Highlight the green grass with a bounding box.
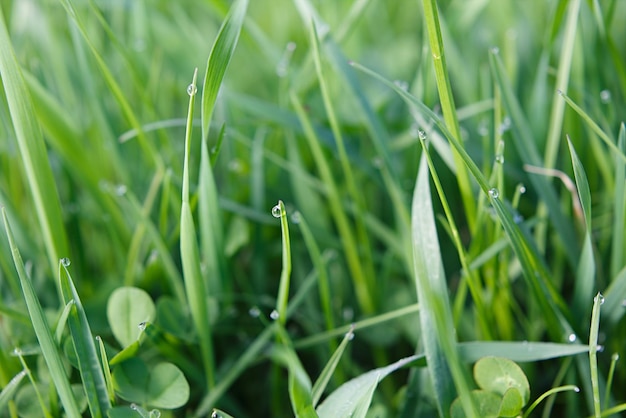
[1,0,626,417]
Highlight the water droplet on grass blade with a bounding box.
[271,204,282,218]
[270,310,279,320]
[490,46,499,55]
[488,188,500,199]
[595,293,605,305]
[519,185,526,194]
[248,307,260,318]
[418,130,427,141]
[600,89,611,103]
[574,386,581,393]
[568,333,577,342]
[149,409,161,418]
[187,84,197,96]
[114,184,127,196]
[393,80,409,91]
[138,322,147,331]
[612,353,620,362]
[61,257,71,267]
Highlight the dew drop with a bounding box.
[211,412,219,418]
[61,257,71,267]
[269,309,280,320]
[187,84,197,96]
[574,386,581,393]
[519,185,526,194]
[130,404,139,411]
[290,211,301,224]
[556,89,564,96]
[249,307,260,318]
[612,353,620,362]
[271,204,282,218]
[114,184,127,196]
[138,322,147,331]
[393,80,409,91]
[600,89,611,104]
[596,293,605,305]
[149,410,161,418]
[597,345,605,353]
[495,155,504,164]
[12,347,22,356]
[568,333,577,343]
[418,130,427,141]
[490,46,499,55]
[488,188,500,199]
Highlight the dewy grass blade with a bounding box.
[58,262,111,418]
[412,156,476,417]
[589,293,604,418]
[199,0,248,300]
[181,69,216,390]
[0,6,69,278]
[273,200,292,326]
[421,0,476,228]
[1,210,81,418]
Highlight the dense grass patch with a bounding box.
[1,0,625,416]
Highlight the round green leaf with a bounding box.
[450,390,500,418]
[113,358,190,409]
[474,357,530,404]
[499,387,525,417]
[107,287,156,348]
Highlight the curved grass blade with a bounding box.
[610,124,626,278]
[0,6,69,278]
[1,210,81,418]
[589,293,604,418]
[0,370,26,410]
[198,0,249,303]
[58,262,111,418]
[273,200,292,326]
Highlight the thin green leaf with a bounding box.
[316,354,419,418]
[312,326,354,406]
[610,124,626,278]
[458,341,590,363]
[0,370,27,411]
[273,200,292,326]
[568,138,596,321]
[1,210,81,418]
[589,293,603,418]
[412,156,475,417]
[0,5,69,277]
[181,69,215,390]
[58,262,111,418]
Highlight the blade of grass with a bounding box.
[1,209,81,418]
[412,155,476,417]
[309,20,376,299]
[198,0,249,301]
[181,68,215,390]
[291,92,375,314]
[0,370,26,410]
[311,325,354,406]
[58,262,111,418]
[567,138,596,323]
[421,0,476,229]
[610,124,626,278]
[589,293,603,418]
[0,5,69,279]
[273,200,292,326]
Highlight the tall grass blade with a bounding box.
[311,326,354,406]
[181,69,215,390]
[58,262,111,418]
[0,6,69,277]
[567,138,596,323]
[2,210,81,418]
[589,293,604,418]
[0,370,26,409]
[610,124,626,278]
[411,156,475,417]
[421,0,476,228]
[199,0,249,299]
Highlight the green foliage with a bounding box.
[1,0,626,416]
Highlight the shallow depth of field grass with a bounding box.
[1,0,626,416]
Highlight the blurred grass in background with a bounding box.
[1,0,626,416]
